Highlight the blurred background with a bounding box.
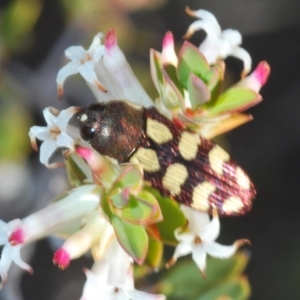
[0,0,300,299]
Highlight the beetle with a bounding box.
[78,100,256,216]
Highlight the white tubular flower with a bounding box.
[81,239,165,300]
[56,33,106,97]
[53,213,115,270]
[29,106,80,167]
[0,219,32,287]
[168,206,249,274]
[184,7,251,76]
[91,29,153,107]
[57,31,153,107]
[1,185,100,287]
[9,185,101,246]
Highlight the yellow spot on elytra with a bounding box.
[178,132,201,160]
[191,181,216,211]
[162,163,188,196]
[222,196,244,214]
[146,118,173,144]
[208,145,230,175]
[236,167,250,190]
[130,148,160,172]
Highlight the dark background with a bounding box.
[1,0,300,299]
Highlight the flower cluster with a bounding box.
[151,8,269,140]
[0,7,269,299]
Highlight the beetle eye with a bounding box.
[80,126,95,141]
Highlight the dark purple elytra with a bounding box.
[78,100,256,216]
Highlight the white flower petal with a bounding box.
[114,290,127,300]
[231,46,252,76]
[197,213,220,242]
[173,241,193,259]
[174,230,194,243]
[29,126,51,141]
[186,9,251,71]
[192,9,221,35]
[10,245,32,272]
[81,270,107,300]
[204,241,239,259]
[128,289,166,300]
[0,240,32,287]
[0,245,12,285]
[191,244,207,272]
[93,45,105,63]
[221,29,242,47]
[39,139,58,165]
[82,237,165,300]
[56,61,81,85]
[56,132,74,149]
[88,33,104,55]
[0,235,7,245]
[65,45,86,61]
[78,61,102,87]
[107,240,132,286]
[43,107,58,126]
[187,20,219,39]
[199,38,223,64]
[0,220,7,232]
[217,39,233,58]
[56,107,78,130]
[181,206,210,232]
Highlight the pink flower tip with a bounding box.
[253,61,270,86]
[9,228,24,245]
[163,31,174,49]
[53,248,71,270]
[105,29,117,50]
[76,146,93,161]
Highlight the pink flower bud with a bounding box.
[8,228,24,245]
[76,147,104,173]
[161,32,178,66]
[237,61,270,92]
[105,29,117,54]
[252,61,270,87]
[53,248,71,269]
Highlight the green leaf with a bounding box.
[208,61,225,103]
[65,153,91,187]
[100,190,113,219]
[111,215,148,264]
[110,189,128,208]
[111,165,142,193]
[177,41,210,89]
[145,187,186,245]
[161,68,186,110]
[187,73,210,108]
[196,277,250,300]
[159,252,250,300]
[205,87,261,116]
[121,191,163,225]
[163,65,184,95]
[145,238,163,268]
[150,49,164,91]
